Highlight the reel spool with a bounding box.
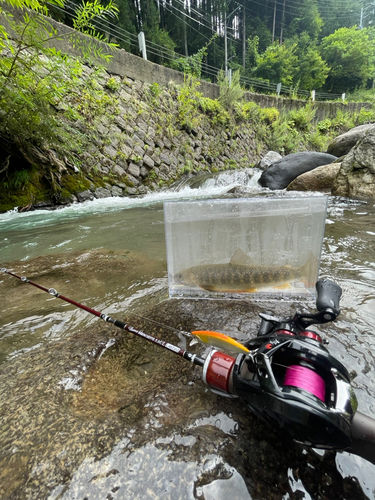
[284,363,326,402]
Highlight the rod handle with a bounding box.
[350,411,375,465]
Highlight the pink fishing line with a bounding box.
[284,365,326,401]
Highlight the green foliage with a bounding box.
[176,75,203,131]
[180,162,193,174]
[268,118,301,155]
[73,0,118,37]
[260,107,280,124]
[1,169,31,192]
[199,97,230,126]
[105,76,121,91]
[355,107,375,125]
[172,35,217,78]
[245,36,259,70]
[0,0,120,206]
[286,0,323,40]
[254,43,298,86]
[217,69,243,111]
[292,33,330,90]
[235,101,261,121]
[149,82,162,98]
[286,104,316,131]
[320,27,375,93]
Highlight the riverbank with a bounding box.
[1,15,375,213]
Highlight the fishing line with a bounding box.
[271,361,326,401]
[1,268,205,367]
[284,365,326,401]
[124,310,192,337]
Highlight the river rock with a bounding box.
[255,151,282,170]
[111,185,124,196]
[332,126,375,198]
[327,124,375,157]
[77,190,94,202]
[258,152,338,190]
[287,163,341,192]
[95,187,112,198]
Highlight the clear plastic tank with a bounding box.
[164,196,328,301]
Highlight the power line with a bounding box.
[46,1,343,101]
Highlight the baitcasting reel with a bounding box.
[202,279,358,450]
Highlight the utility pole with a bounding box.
[359,2,375,29]
[242,0,246,69]
[280,0,286,43]
[272,0,276,43]
[224,9,228,75]
[224,4,241,78]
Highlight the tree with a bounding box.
[285,0,323,40]
[0,0,118,197]
[254,42,298,86]
[320,26,375,92]
[293,33,329,90]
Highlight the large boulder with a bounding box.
[258,152,337,190]
[327,124,375,157]
[332,126,375,198]
[287,163,341,193]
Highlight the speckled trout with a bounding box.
[175,249,315,292]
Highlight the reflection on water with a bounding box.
[1,170,375,499]
[47,434,251,500]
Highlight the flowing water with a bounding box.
[1,168,375,500]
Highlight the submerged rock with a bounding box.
[259,152,337,190]
[0,296,371,500]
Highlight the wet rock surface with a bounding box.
[332,125,375,198]
[286,162,341,193]
[0,296,371,500]
[327,124,375,157]
[258,152,338,190]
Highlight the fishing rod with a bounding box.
[2,268,375,465]
[0,268,204,368]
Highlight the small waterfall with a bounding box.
[169,168,262,193]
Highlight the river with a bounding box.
[1,169,375,500]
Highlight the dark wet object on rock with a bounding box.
[259,152,338,190]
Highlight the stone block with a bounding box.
[133,134,145,149]
[95,187,112,199]
[127,163,140,178]
[111,186,124,197]
[160,152,171,165]
[143,154,155,168]
[114,115,127,130]
[140,166,149,178]
[111,165,127,177]
[163,137,172,149]
[103,145,118,159]
[133,145,145,158]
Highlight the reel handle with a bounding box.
[316,279,342,315]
